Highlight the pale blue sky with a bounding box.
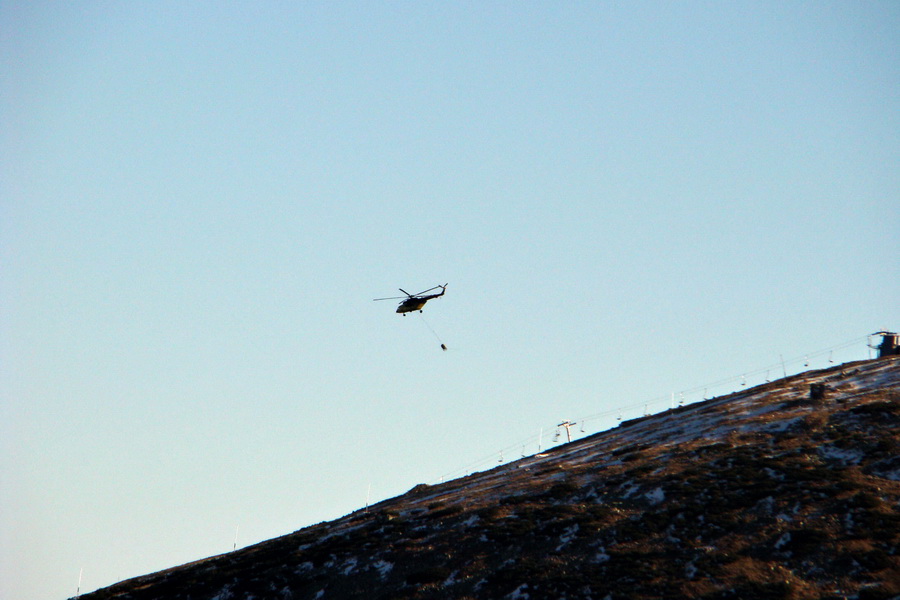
[2,2,898,598]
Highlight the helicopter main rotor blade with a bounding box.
[375,284,445,302]
[412,285,442,296]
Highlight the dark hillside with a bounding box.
[76,357,900,600]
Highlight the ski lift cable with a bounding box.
[433,335,873,485]
[576,336,871,431]
[434,422,574,482]
[675,336,867,398]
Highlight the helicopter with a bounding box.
[374,284,448,315]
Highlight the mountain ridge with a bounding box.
[76,356,900,600]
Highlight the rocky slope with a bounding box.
[76,356,900,600]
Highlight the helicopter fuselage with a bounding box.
[375,284,447,315]
[396,299,428,313]
[396,288,446,314]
